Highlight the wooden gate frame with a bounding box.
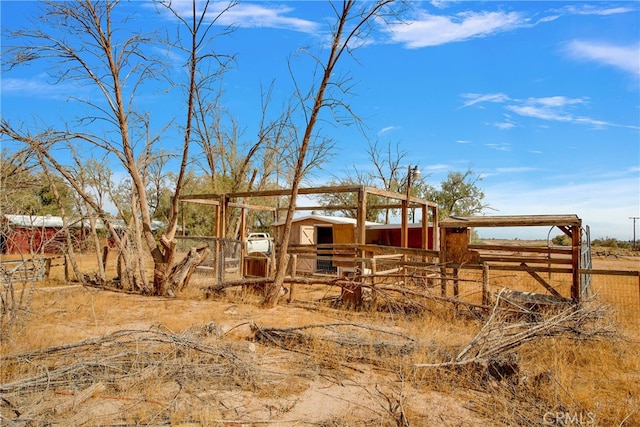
[439,214,583,302]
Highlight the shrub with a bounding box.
[551,235,571,246]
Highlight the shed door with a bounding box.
[297,225,315,273]
[332,224,354,244]
[299,225,315,245]
[332,224,355,268]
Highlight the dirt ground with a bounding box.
[1,252,639,426]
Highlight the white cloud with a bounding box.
[562,5,636,17]
[460,92,510,108]
[462,93,638,129]
[425,163,450,171]
[493,121,515,130]
[378,126,399,135]
[387,10,527,48]
[155,1,320,33]
[564,40,640,77]
[495,166,538,173]
[483,176,640,239]
[485,142,511,152]
[1,76,90,100]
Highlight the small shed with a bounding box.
[273,214,379,274]
[366,223,436,250]
[1,215,72,254]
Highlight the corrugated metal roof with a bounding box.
[3,215,165,231]
[273,214,379,227]
[4,214,71,228]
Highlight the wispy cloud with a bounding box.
[378,126,399,135]
[1,76,90,100]
[506,96,580,122]
[155,1,320,33]
[460,92,510,108]
[425,163,450,171]
[493,115,516,129]
[564,40,640,77]
[483,176,639,239]
[387,10,528,48]
[485,142,511,152]
[495,166,538,173]
[462,93,639,130]
[561,5,636,16]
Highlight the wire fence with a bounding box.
[176,236,243,283]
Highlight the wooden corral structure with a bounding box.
[178,185,439,282]
[180,186,608,306]
[439,214,586,302]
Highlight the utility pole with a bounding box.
[630,216,639,250]
[401,165,421,248]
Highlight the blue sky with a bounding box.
[1,1,639,240]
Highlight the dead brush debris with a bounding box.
[0,327,267,424]
[252,322,418,370]
[416,293,617,371]
[415,292,619,426]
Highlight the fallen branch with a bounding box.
[416,293,616,370]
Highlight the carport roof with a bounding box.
[439,214,581,228]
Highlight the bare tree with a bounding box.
[318,139,428,223]
[1,0,234,295]
[263,0,403,307]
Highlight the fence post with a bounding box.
[64,255,70,282]
[44,258,52,280]
[482,263,490,305]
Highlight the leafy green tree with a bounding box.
[432,168,490,219]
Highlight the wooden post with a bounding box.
[440,227,447,297]
[44,258,52,280]
[571,225,581,301]
[453,267,459,299]
[431,205,439,250]
[482,263,490,305]
[64,254,70,282]
[421,204,428,253]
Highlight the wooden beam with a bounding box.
[520,262,564,299]
[469,244,572,254]
[439,214,582,228]
[480,256,573,265]
[356,187,367,246]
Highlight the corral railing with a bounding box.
[176,236,243,283]
[285,243,440,278]
[0,258,54,283]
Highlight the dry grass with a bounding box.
[1,252,638,425]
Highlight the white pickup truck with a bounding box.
[245,232,273,255]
